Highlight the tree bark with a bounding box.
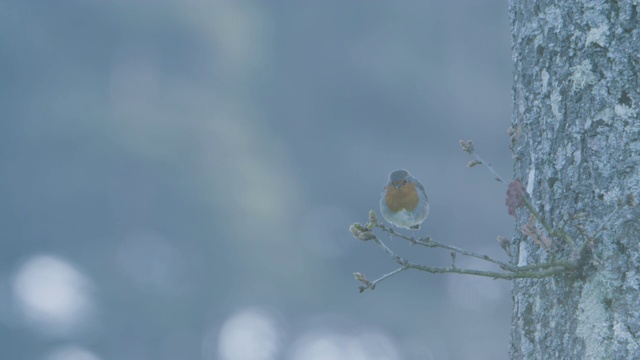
[509,1,640,359]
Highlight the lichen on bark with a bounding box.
[509,0,640,358]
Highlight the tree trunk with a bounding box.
[509,1,640,359]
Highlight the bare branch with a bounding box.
[351,219,575,291]
[356,267,408,293]
[378,224,516,271]
[460,140,507,184]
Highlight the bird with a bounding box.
[380,169,429,230]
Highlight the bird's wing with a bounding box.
[412,177,428,201]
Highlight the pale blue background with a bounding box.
[1,1,514,359]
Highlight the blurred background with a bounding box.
[0,1,515,359]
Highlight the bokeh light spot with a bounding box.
[288,330,399,360]
[45,345,101,360]
[12,255,94,337]
[214,307,281,360]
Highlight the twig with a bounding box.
[462,141,579,250]
[383,223,572,272]
[406,261,568,280]
[352,224,574,292]
[514,260,574,271]
[356,267,408,292]
[378,223,516,271]
[472,151,507,184]
[460,140,506,185]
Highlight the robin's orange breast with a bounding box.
[384,183,419,212]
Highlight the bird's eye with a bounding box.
[402,180,407,185]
